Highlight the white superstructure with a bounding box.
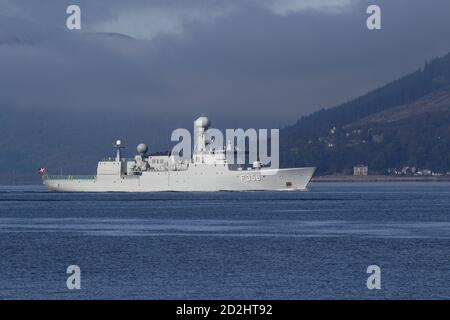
[43,116,316,192]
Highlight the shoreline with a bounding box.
[312,175,450,182]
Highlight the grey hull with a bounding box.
[43,165,316,192]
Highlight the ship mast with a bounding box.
[193,116,210,163]
[114,140,124,162]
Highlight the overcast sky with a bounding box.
[1,0,450,127]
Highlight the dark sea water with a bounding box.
[0,182,449,300]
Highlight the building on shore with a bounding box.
[353,165,368,176]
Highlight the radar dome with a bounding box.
[137,143,148,154]
[195,115,210,129]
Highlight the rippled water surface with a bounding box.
[0,182,449,299]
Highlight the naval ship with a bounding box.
[42,116,316,192]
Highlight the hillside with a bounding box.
[281,53,450,175]
[350,90,450,126]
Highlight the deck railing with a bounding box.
[44,175,97,180]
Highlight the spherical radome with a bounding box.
[137,143,148,154]
[195,116,210,128]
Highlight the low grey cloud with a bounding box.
[1,0,450,127]
[90,0,358,40]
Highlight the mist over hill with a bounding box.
[0,108,278,184]
[280,53,450,175]
[2,52,450,183]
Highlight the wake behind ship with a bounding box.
[42,116,316,192]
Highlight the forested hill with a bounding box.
[281,53,450,174]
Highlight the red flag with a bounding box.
[37,167,46,174]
